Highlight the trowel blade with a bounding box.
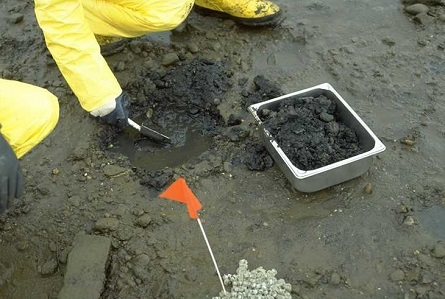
[139,124,171,144]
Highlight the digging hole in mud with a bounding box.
[101,59,231,175]
[99,59,296,188]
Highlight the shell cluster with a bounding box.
[213,259,292,299]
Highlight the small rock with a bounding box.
[40,259,58,277]
[133,266,150,281]
[6,13,24,24]
[161,53,179,66]
[205,31,217,40]
[115,61,126,72]
[401,139,415,146]
[414,12,435,25]
[223,161,233,172]
[395,204,409,214]
[129,41,142,54]
[134,214,152,228]
[319,112,334,122]
[330,272,341,285]
[68,195,81,207]
[116,228,133,241]
[133,254,150,267]
[416,286,429,297]
[432,243,445,258]
[381,37,396,46]
[403,215,416,226]
[187,42,199,53]
[103,165,127,177]
[94,217,120,232]
[16,241,29,251]
[227,114,242,126]
[390,269,405,282]
[52,168,60,175]
[420,271,434,284]
[405,4,429,15]
[73,142,89,160]
[212,42,221,51]
[364,183,373,194]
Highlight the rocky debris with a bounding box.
[242,75,282,109]
[94,217,120,232]
[187,42,199,54]
[405,4,430,15]
[390,269,405,282]
[134,214,152,228]
[242,142,274,171]
[68,195,81,207]
[403,215,416,226]
[115,61,126,72]
[364,183,373,194]
[401,0,443,5]
[131,254,151,281]
[39,259,58,277]
[432,242,445,258]
[58,234,111,299]
[401,138,415,146]
[103,164,127,178]
[161,53,180,66]
[6,13,24,24]
[329,272,342,285]
[213,259,292,299]
[73,142,90,160]
[414,12,435,25]
[225,126,250,142]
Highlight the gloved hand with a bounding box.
[90,92,130,129]
[0,133,24,213]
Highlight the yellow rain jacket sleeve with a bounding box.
[34,0,122,112]
[0,79,59,158]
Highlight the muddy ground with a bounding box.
[1,0,445,298]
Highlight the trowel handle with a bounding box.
[127,118,141,131]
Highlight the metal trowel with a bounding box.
[127,118,171,144]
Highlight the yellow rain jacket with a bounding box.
[0,79,59,158]
[34,0,194,112]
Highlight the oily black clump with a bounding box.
[260,95,364,170]
[129,59,232,134]
[242,141,274,171]
[242,75,283,109]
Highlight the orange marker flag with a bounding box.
[159,178,203,219]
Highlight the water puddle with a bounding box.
[111,125,211,171]
[417,206,445,239]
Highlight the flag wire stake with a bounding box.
[197,217,227,294]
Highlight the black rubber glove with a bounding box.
[98,92,130,129]
[0,133,24,213]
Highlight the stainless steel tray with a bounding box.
[248,83,386,192]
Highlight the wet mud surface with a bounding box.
[259,94,363,170]
[1,1,445,299]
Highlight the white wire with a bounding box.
[197,218,227,294]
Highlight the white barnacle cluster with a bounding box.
[213,259,292,299]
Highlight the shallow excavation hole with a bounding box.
[110,120,212,171]
[103,59,231,173]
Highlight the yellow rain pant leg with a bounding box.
[0,79,59,158]
[82,0,195,37]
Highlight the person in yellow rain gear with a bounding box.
[0,0,283,213]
